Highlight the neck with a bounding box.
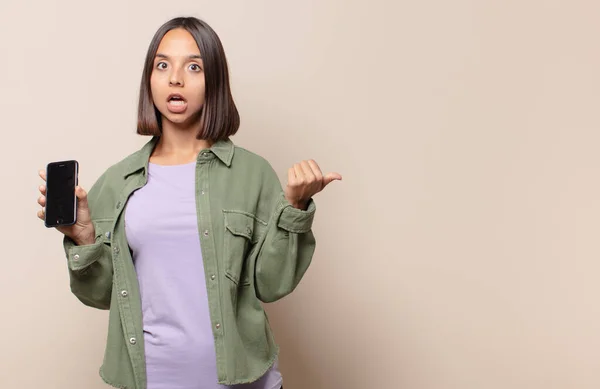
[152,119,212,163]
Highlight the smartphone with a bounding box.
[45,160,79,228]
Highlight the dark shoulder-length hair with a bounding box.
[137,16,240,141]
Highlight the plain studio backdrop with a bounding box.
[1,0,600,388]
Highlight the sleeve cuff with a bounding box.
[63,234,106,271]
[275,193,316,233]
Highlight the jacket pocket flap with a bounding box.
[93,219,114,243]
[224,212,254,240]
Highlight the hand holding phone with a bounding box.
[37,161,95,245]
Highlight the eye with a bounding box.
[156,62,167,70]
[189,63,202,72]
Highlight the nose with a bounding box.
[169,69,183,86]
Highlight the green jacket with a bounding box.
[62,136,316,389]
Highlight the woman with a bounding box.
[37,16,341,389]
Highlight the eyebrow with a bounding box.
[155,53,202,60]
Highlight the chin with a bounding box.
[166,114,188,122]
[163,112,200,127]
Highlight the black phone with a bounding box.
[45,160,79,228]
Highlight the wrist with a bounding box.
[284,193,309,210]
[290,199,309,210]
[73,229,96,246]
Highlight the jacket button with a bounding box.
[121,290,128,297]
[129,337,136,345]
[204,230,209,237]
[215,323,221,329]
[210,275,216,280]
[73,254,80,261]
[105,231,111,239]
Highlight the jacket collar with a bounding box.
[123,136,235,178]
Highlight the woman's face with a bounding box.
[150,28,205,127]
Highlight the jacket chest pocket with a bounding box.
[223,211,260,286]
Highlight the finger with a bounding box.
[300,160,315,182]
[75,186,89,209]
[287,167,296,184]
[323,172,343,186]
[37,209,45,220]
[39,170,46,182]
[38,195,46,207]
[307,160,323,182]
[39,184,46,195]
[293,163,305,183]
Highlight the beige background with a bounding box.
[1,0,600,388]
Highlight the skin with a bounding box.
[37,28,341,244]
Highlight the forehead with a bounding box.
[156,28,201,56]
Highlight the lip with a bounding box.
[167,93,187,102]
[167,100,187,114]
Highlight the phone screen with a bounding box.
[45,160,78,227]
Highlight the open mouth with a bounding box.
[166,93,188,113]
[167,93,187,104]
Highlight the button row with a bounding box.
[197,169,214,326]
[118,291,134,346]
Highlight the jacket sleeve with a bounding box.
[253,165,317,303]
[62,173,114,310]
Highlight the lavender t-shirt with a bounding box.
[124,161,282,389]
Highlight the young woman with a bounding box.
[37,16,340,389]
